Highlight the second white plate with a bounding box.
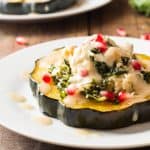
[0,0,111,22]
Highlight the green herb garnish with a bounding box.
[49,64,55,72]
[49,59,71,99]
[80,80,103,102]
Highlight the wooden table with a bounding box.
[0,0,149,149]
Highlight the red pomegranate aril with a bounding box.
[66,87,76,96]
[95,34,107,53]
[42,74,52,84]
[80,69,89,77]
[118,91,127,103]
[100,91,115,101]
[131,60,142,70]
[96,34,104,42]
[98,42,107,53]
[140,33,150,41]
[16,36,28,45]
[116,28,127,37]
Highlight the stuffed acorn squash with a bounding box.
[30,35,150,129]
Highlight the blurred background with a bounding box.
[0,0,149,59]
[0,0,150,150]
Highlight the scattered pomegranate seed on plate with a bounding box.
[140,33,150,41]
[116,28,127,37]
[16,36,28,45]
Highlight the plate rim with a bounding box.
[0,36,150,149]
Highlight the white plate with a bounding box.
[0,0,111,22]
[0,36,150,149]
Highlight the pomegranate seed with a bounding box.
[131,59,142,70]
[118,91,127,103]
[95,34,107,53]
[98,42,107,53]
[116,28,127,37]
[96,34,104,42]
[16,36,28,45]
[80,69,89,77]
[100,91,115,101]
[140,33,150,41]
[66,86,76,96]
[42,74,52,84]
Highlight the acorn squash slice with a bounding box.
[29,49,150,129]
[0,0,31,14]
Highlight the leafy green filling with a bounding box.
[80,79,114,102]
[49,59,71,99]
[80,80,102,101]
[94,61,110,77]
[94,60,128,77]
[82,55,130,102]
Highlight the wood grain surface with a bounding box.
[0,0,150,149]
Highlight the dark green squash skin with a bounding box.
[0,2,31,14]
[34,0,76,14]
[0,0,76,14]
[30,78,150,129]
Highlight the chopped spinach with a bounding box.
[94,61,110,77]
[80,79,114,102]
[94,60,128,77]
[80,80,102,102]
[141,71,150,83]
